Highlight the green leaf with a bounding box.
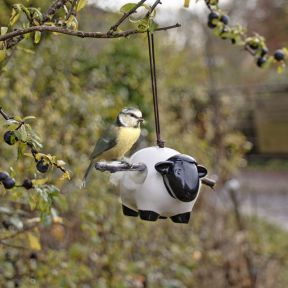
[63,5,69,14]
[34,31,41,44]
[1,27,8,35]
[76,0,87,12]
[33,178,49,186]
[148,20,158,33]
[23,115,36,122]
[136,19,149,32]
[60,171,70,181]
[17,142,27,159]
[66,15,78,31]
[10,216,23,229]
[27,232,41,251]
[9,6,21,26]
[14,126,27,142]
[277,65,284,74]
[24,32,32,40]
[29,193,38,210]
[120,3,137,14]
[25,124,42,149]
[56,160,66,167]
[0,50,7,63]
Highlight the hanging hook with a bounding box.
[147,31,165,148]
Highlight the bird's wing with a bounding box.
[89,125,118,160]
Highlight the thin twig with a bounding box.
[0,107,69,175]
[0,223,39,242]
[95,161,147,173]
[202,178,216,189]
[0,241,29,250]
[228,187,257,287]
[43,0,70,22]
[6,35,24,49]
[0,23,181,42]
[0,107,11,120]
[65,0,78,21]
[109,0,147,32]
[145,0,162,18]
[5,0,69,49]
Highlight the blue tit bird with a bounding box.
[82,107,144,187]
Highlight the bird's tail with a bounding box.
[81,160,95,189]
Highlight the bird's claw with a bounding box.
[120,160,133,169]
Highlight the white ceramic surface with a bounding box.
[110,146,202,217]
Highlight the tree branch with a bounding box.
[0,107,69,176]
[0,241,29,250]
[146,0,162,18]
[0,106,11,120]
[0,223,39,242]
[43,0,70,22]
[109,0,147,32]
[65,0,78,21]
[95,161,147,173]
[202,178,216,189]
[0,23,181,42]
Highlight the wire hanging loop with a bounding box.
[147,31,165,148]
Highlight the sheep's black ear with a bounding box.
[155,161,174,175]
[197,165,208,178]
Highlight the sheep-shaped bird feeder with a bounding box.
[96,146,215,224]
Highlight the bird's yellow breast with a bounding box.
[99,127,141,160]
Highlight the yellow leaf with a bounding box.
[277,65,284,74]
[9,7,21,26]
[76,0,87,11]
[60,171,70,181]
[0,50,7,63]
[27,232,41,251]
[184,0,190,8]
[24,153,34,158]
[32,178,49,186]
[34,31,41,44]
[56,160,66,167]
[53,216,63,224]
[1,27,8,35]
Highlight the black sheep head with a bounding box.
[155,154,207,202]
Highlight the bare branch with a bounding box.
[145,0,162,18]
[109,0,147,33]
[65,0,78,21]
[95,161,147,173]
[43,0,70,22]
[0,23,181,42]
[6,35,24,49]
[0,241,29,250]
[0,223,39,242]
[0,107,11,120]
[202,178,216,189]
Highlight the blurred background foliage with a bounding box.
[0,0,288,287]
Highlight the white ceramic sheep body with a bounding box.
[110,146,207,223]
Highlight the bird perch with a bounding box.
[94,161,216,189]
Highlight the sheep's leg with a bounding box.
[122,205,138,217]
[139,210,159,221]
[170,212,191,224]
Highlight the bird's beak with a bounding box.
[138,118,144,124]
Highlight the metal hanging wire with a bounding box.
[147,31,165,148]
